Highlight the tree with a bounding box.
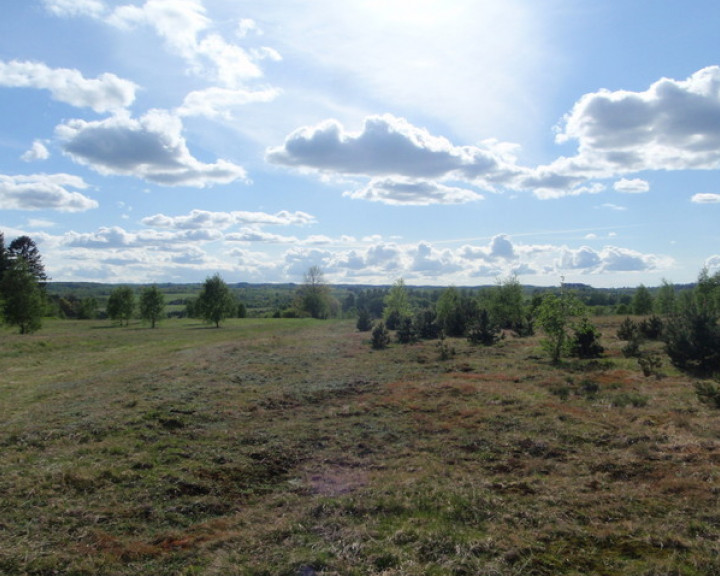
[570,317,604,359]
[7,235,48,285]
[467,308,501,346]
[632,284,654,315]
[107,286,135,326]
[196,273,237,327]
[356,307,373,332]
[0,258,45,334]
[655,279,677,315]
[0,232,8,283]
[664,294,720,375]
[436,286,469,337]
[295,265,333,319]
[487,274,525,331]
[371,321,391,350]
[383,278,412,330]
[139,285,165,328]
[536,289,586,363]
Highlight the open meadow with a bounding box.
[1,317,719,575]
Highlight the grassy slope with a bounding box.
[1,317,719,575]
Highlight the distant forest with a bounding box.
[44,280,695,320]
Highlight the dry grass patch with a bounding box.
[1,316,720,574]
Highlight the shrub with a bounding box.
[622,337,642,358]
[694,381,720,409]
[436,331,455,360]
[467,309,501,346]
[396,316,419,344]
[638,353,663,378]
[570,317,604,359]
[356,308,372,332]
[371,321,391,350]
[664,301,720,375]
[415,308,440,340]
[617,317,638,341]
[639,315,664,340]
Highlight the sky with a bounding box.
[1,0,719,288]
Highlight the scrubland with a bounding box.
[1,317,719,575]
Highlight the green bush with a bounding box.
[694,381,720,409]
[616,317,638,341]
[570,317,604,359]
[467,309,501,346]
[664,302,720,375]
[371,321,391,350]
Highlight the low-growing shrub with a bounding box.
[570,317,604,359]
[694,381,720,409]
[371,321,391,350]
[617,317,638,341]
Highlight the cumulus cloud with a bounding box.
[0,173,98,212]
[142,209,315,229]
[555,66,720,173]
[613,178,650,193]
[177,86,280,118]
[0,60,137,113]
[560,245,666,273]
[267,114,519,184]
[344,177,483,205]
[64,225,222,248]
[21,141,50,162]
[225,229,297,243]
[107,0,266,87]
[691,193,720,203]
[460,234,518,262]
[56,110,247,187]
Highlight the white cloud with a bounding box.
[706,255,720,274]
[142,209,315,229]
[177,86,280,119]
[691,193,720,203]
[555,66,720,173]
[21,141,50,162]
[0,173,97,212]
[614,178,650,193]
[559,245,666,273]
[42,0,106,18]
[225,228,297,244]
[600,203,627,211]
[344,177,483,205]
[267,114,519,185]
[107,0,266,88]
[56,110,248,187]
[0,60,137,113]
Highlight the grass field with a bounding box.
[1,317,719,575]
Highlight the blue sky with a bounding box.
[1,0,719,287]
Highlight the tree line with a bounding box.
[3,229,720,379]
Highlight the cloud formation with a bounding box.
[267,114,519,184]
[56,110,247,187]
[0,173,98,212]
[142,209,315,229]
[613,178,650,194]
[691,193,720,203]
[555,66,720,173]
[21,141,50,162]
[177,86,280,119]
[344,177,483,205]
[0,60,137,113]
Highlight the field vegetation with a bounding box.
[2,314,719,575]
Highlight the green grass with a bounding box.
[1,317,719,575]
